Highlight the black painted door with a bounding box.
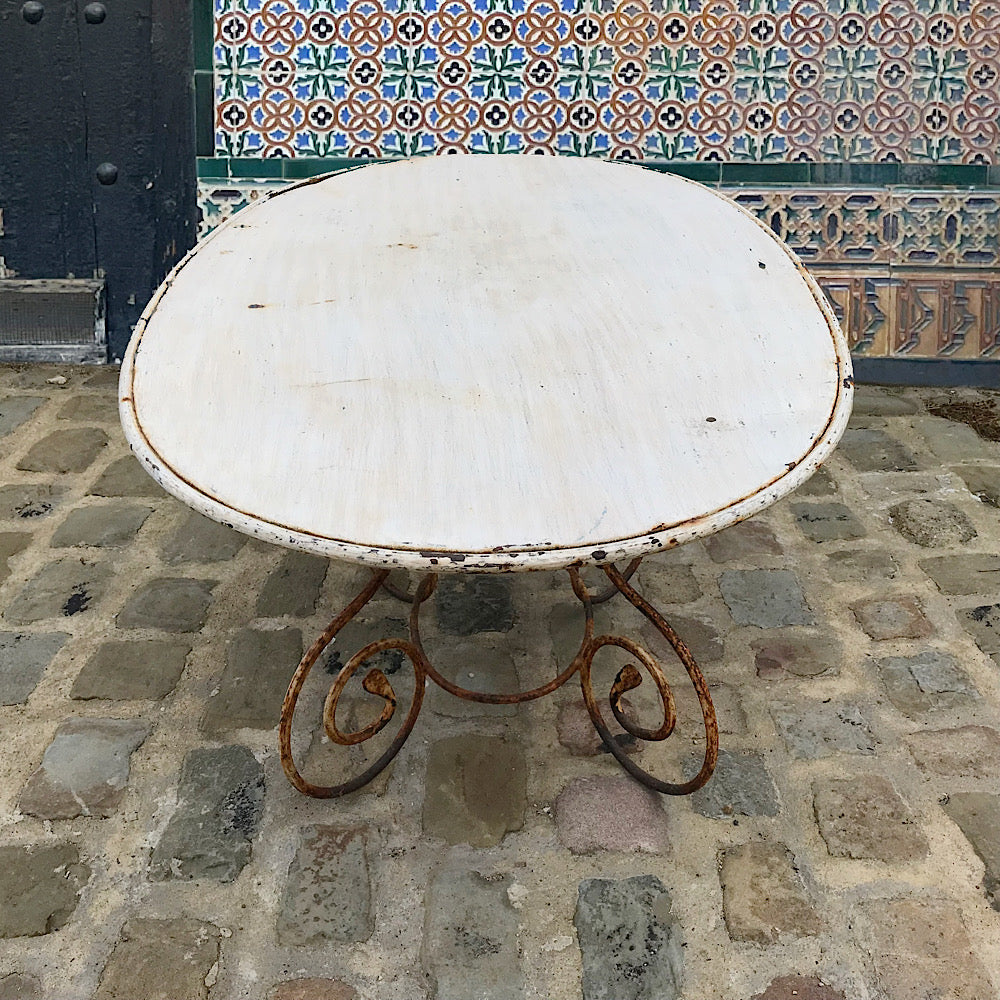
[0,0,196,361]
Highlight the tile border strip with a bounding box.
[196,156,999,189]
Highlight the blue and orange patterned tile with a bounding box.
[209,0,1000,162]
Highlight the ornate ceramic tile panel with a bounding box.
[891,189,1000,268]
[812,269,1000,359]
[212,0,1000,161]
[727,187,1000,268]
[197,179,291,237]
[812,269,892,356]
[728,187,895,264]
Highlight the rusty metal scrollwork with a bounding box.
[570,564,718,795]
[279,570,437,798]
[279,560,718,799]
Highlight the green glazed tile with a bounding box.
[230,158,284,178]
[194,72,214,159]
[721,163,811,185]
[646,162,722,185]
[192,0,213,72]
[282,158,372,179]
[897,164,988,187]
[196,158,229,179]
[810,163,899,186]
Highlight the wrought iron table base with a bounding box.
[279,562,719,799]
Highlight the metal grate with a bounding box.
[0,279,106,362]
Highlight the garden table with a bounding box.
[119,154,853,798]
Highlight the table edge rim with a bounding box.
[119,158,855,573]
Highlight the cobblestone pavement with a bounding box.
[1,364,999,1000]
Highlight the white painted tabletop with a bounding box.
[120,155,853,572]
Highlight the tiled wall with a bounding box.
[195,0,1000,364]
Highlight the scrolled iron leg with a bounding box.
[570,563,718,795]
[279,569,437,798]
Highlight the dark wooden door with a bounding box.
[0,0,196,361]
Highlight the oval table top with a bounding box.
[120,155,853,573]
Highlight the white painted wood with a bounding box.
[120,155,853,572]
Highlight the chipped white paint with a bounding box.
[120,155,853,573]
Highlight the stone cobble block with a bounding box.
[435,576,515,634]
[889,498,977,547]
[16,427,108,474]
[18,717,151,819]
[0,843,90,937]
[906,726,1000,780]
[427,637,520,718]
[720,842,821,943]
[423,735,525,847]
[0,632,68,705]
[0,483,65,520]
[116,577,216,632]
[852,387,919,416]
[161,511,247,564]
[952,465,1000,508]
[556,699,639,757]
[71,639,190,700]
[941,792,1000,910]
[852,595,932,641]
[302,728,394,798]
[640,613,725,664]
[793,466,836,496]
[706,681,747,735]
[704,521,782,562]
[790,502,866,542]
[88,456,164,498]
[825,548,898,583]
[269,981,357,1000]
[94,918,219,1000]
[959,604,1000,657]
[690,750,779,819]
[720,570,814,628]
[3,369,73,390]
[837,428,920,472]
[0,532,30,585]
[0,973,41,1000]
[202,627,302,733]
[751,632,842,679]
[256,550,328,617]
[575,875,681,1000]
[877,651,978,717]
[637,561,702,605]
[751,977,845,1000]
[84,367,119,386]
[915,415,991,463]
[548,598,610,670]
[862,898,995,999]
[771,702,876,759]
[920,554,1000,595]
[813,776,928,862]
[149,744,264,882]
[424,868,524,1000]
[0,396,45,437]
[5,559,111,623]
[555,776,669,854]
[49,503,152,548]
[278,827,372,945]
[856,470,951,504]
[55,394,117,422]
